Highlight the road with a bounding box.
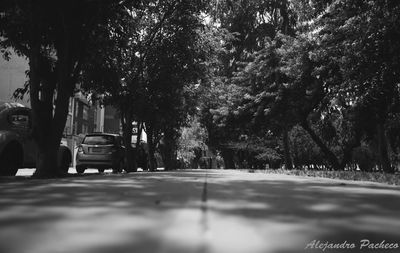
[1,169,400,253]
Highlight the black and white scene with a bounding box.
[1,0,400,252]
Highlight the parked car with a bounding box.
[75,133,125,174]
[0,101,72,176]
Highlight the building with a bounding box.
[62,93,98,166]
[0,52,29,106]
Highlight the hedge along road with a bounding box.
[0,169,400,253]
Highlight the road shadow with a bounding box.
[0,170,399,253]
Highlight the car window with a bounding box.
[9,111,30,128]
[83,135,115,145]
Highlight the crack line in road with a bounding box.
[200,170,210,253]
[201,170,209,231]
[202,171,208,203]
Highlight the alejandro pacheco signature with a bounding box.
[305,239,399,251]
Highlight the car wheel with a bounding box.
[98,168,105,173]
[76,166,86,174]
[0,143,22,176]
[0,158,19,176]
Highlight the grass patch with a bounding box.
[249,169,400,186]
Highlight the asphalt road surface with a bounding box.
[1,169,400,253]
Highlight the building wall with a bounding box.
[0,52,29,106]
[65,94,104,167]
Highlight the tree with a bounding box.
[229,0,400,173]
[80,1,174,172]
[0,0,131,177]
[177,117,208,169]
[143,0,206,170]
[198,0,297,169]
[81,0,206,171]
[309,0,400,172]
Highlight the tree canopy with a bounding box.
[80,0,206,171]
[196,0,400,172]
[2,0,400,174]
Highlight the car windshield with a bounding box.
[0,102,25,114]
[83,135,115,145]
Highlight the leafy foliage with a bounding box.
[197,0,400,172]
[80,0,206,171]
[3,0,400,173]
[0,0,127,177]
[177,117,208,167]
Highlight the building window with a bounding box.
[69,98,73,114]
[93,107,97,124]
[64,114,72,135]
[82,124,88,134]
[83,105,88,120]
[73,122,78,135]
[74,101,79,118]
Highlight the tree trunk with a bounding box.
[377,121,393,173]
[28,6,57,178]
[340,148,354,171]
[29,45,58,177]
[160,144,175,171]
[282,126,293,170]
[221,148,236,169]
[147,127,158,171]
[301,120,341,170]
[160,128,177,171]
[124,139,137,173]
[34,147,58,177]
[29,11,71,178]
[340,134,362,170]
[121,111,137,172]
[29,4,81,178]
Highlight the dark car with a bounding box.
[75,133,125,174]
[0,101,72,176]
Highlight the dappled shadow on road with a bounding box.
[0,170,400,253]
[205,173,400,253]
